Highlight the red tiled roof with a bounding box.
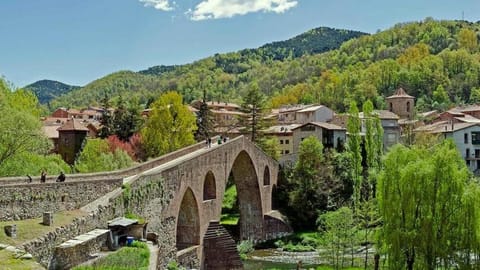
[57,119,89,131]
[386,88,414,99]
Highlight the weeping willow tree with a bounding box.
[377,140,480,270]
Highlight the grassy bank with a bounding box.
[73,241,149,270]
[0,249,45,270]
[0,210,86,246]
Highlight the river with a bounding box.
[243,249,323,270]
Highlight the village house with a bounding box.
[415,121,480,174]
[292,122,346,154]
[360,110,401,150]
[278,104,334,125]
[263,124,301,156]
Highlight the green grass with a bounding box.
[0,249,45,270]
[0,210,86,246]
[222,185,237,211]
[73,241,149,270]
[220,213,239,225]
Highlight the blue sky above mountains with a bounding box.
[0,0,479,87]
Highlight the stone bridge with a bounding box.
[0,135,291,269]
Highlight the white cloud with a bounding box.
[139,0,174,11]
[190,0,298,21]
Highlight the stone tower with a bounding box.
[386,88,415,119]
[57,118,88,165]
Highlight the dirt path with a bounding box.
[148,241,159,270]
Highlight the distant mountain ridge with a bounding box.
[139,26,367,75]
[25,79,80,104]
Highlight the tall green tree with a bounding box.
[377,140,480,270]
[318,207,356,270]
[141,91,197,157]
[194,89,214,141]
[288,136,327,227]
[241,82,267,142]
[75,138,133,173]
[0,81,54,176]
[112,97,143,141]
[346,101,362,207]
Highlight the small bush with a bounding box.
[237,240,254,258]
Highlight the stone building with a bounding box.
[57,118,89,165]
[386,88,415,119]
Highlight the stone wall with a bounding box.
[52,229,109,270]
[0,137,216,186]
[0,179,123,221]
[177,246,200,270]
[22,196,125,269]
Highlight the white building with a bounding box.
[416,122,480,173]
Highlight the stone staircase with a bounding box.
[203,221,243,270]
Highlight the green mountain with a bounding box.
[50,19,480,114]
[50,26,367,109]
[25,79,79,104]
[139,27,367,76]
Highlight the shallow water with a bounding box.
[244,249,322,270]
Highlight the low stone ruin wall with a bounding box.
[21,196,125,269]
[52,229,110,270]
[177,246,200,270]
[0,178,123,221]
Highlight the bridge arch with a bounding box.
[203,171,216,201]
[176,187,200,250]
[263,166,270,186]
[229,150,264,241]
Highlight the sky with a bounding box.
[0,0,479,87]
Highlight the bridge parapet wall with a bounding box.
[0,178,122,221]
[0,137,216,186]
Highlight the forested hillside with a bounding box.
[50,19,480,114]
[25,79,79,104]
[48,26,367,109]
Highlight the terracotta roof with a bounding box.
[211,109,245,115]
[206,101,240,109]
[415,121,479,133]
[42,125,60,139]
[57,119,89,131]
[279,104,312,113]
[454,115,480,123]
[360,110,399,120]
[292,122,345,131]
[419,110,438,118]
[386,88,414,99]
[454,105,480,113]
[263,124,301,134]
[81,109,100,116]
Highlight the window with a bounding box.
[285,150,290,154]
[466,148,470,158]
[280,150,284,154]
[285,139,289,144]
[280,140,284,144]
[465,133,469,144]
[406,101,410,112]
[387,133,397,144]
[472,132,480,145]
[389,102,393,112]
[301,125,315,131]
[301,137,305,141]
